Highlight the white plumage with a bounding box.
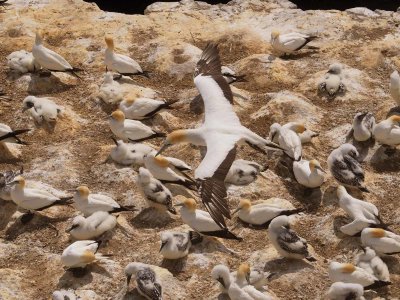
[159,231,192,259]
[276,122,304,160]
[352,112,375,142]
[6,50,40,73]
[270,31,317,55]
[389,70,400,106]
[319,64,345,97]
[98,72,123,104]
[326,282,365,300]
[119,95,169,120]
[225,159,265,186]
[109,139,153,166]
[67,211,117,240]
[269,122,318,144]
[52,289,78,300]
[293,159,325,188]
[373,115,400,147]
[22,95,62,126]
[361,228,400,255]
[355,247,390,282]
[61,240,108,268]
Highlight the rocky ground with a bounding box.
[0,0,400,299]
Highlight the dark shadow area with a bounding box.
[263,257,314,279]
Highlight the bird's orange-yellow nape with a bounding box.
[82,250,96,263]
[166,130,188,145]
[111,110,125,122]
[388,115,400,123]
[13,175,26,188]
[370,228,386,238]
[76,186,90,198]
[294,123,306,134]
[238,263,251,276]
[309,159,321,171]
[341,263,356,273]
[124,95,136,105]
[238,199,252,211]
[105,35,114,49]
[154,155,170,168]
[182,198,197,211]
[271,30,280,39]
[35,30,44,44]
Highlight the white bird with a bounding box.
[361,228,400,255]
[97,72,123,104]
[143,152,196,190]
[52,289,78,300]
[293,159,325,188]
[125,262,162,300]
[276,122,304,161]
[233,199,302,227]
[221,66,247,84]
[373,115,400,151]
[119,95,173,120]
[137,167,176,214]
[61,240,109,269]
[159,231,198,259]
[109,138,153,166]
[355,247,390,282]
[6,50,40,73]
[176,198,241,240]
[104,36,148,78]
[109,110,165,142]
[156,43,282,228]
[326,282,365,300]
[212,264,233,293]
[225,159,266,186]
[270,31,318,56]
[66,211,117,240]
[318,64,345,97]
[269,122,318,144]
[0,123,30,144]
[336,186,386,236]
[231,263,274,290]
[72,185,135,217]
[389,70,400,106]
[32,31,81,77]
[22,96,62,127]
[268,215,315,261]
[328,261,390,289]
[351,112,375,142]
[0,168,23,201]
[327,144,369,192]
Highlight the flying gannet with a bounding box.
[270,31,318,56]
[156,43,282,228]
[125,262,162,300]
[0,123,30,144]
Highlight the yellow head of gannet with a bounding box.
[341,263,356,273]
[11,175,26,188]
[110,110,125,122]
[156,130,188,156]
[175,198,197,212]
[124,94,136,106]
[237,263,251,284]
[154,155,170,168]
[293,123,306,134]
[271,30,280,39]
[105,35,115,50]
[370,228,386,238]
[76,186,90,198]
[309,159,326,173]
[232,199,252,215]
[388,115,400,124]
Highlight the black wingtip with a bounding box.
[360,186,370,193]
[305,256,317,262]
[141,70,151,78]
[364,281,391,290]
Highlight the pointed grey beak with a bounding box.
[156,143,170,156]
[174,202,184,207]
[159,241,167,252]
[126,274,132,286]
[111,137,118,146]
[232,207,241,215]
[8,180,18,186]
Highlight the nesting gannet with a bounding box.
[269,122,318,144]
[109,110,165,142]
[233,264,273,300]
[137,167,176,214]
[0,123,30,144]
[225,159,266,186]
[156,43,282,228]
[176,198,241,240]
[293,159,325,188]
[119,95,173,120]
[61,240,110,269]
[6,50,40,73]
[328,261,390,289]
[109,138,154,166]
[389,70,400,106]
[32,31,81,77]
[355,247,390,282]
[337,186,385,236]
[270,31,318,56]
[22,96,62,127]
[125,262,162,300]
[361,228,400,255]
[104,36,148,78]
[319,64,345,97]
[352,112,375,142]
[233,199,302,227]
[98,72,123,104]
[268,215,315,261]
[9,176,72,211]
[67,211,117,240]
[221,66,247,84]
[144,152,196,190]
[0,167,23,201]
[276,122,304,161]
[72,186,135,217]
[327,144,369,192]
[373,115,400,152]
[52,289,77,300]
[327,282,365,300]
[232,263,273,290]
[159,231,197,259]
[212,264,233,293]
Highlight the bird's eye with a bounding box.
[131,150,136,153]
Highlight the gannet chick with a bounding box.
[119,95,172,120]
[61,240,110,269]
[104,36,148,78]
[67,211,117,240]
[137,167,175,214]
[373,115,400,153]
[361,228,400,255]
[52,289,77,300]
[293,159,325,188]
[143,152,196,190]
[328,261,390,289]
[352,112,375,142]
[22,96,62,127]
[176,198,242,240]
[125,262,162,300]
[109,110,165,142]
[0,123,30,144]
[277,122,305,160]
[225,159,266,186]
[32,31,81,77]
[232,264,274,290]
[233,199,302,227]
[337,186,385,236]
[159,231,197,259]
[327,282,365,300]
[72,186,135,217]
[212,264,233,293]
[98,72,123,104]
[221,66,247,84]
[6,50,40,73]
[109,138,153,166]
[9,176,72,211]
[319,64,345,98]
[389,70,400,106]
[269,122,318,144]
[270,30,318,56]
[327,144,369,192]
[268,215,315,261]
[0,167,23,201]
[355,247,390,282]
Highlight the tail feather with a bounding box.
[167,206,177,215]
[94,253,113,263]
[111,205,137,213]
[280,208,304,216]
[305,256,317,262]
[128,131,166,143]
[233,74,247,83]
[0,128,30,144]
[189,231,203,245]
[364,280,391,290]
